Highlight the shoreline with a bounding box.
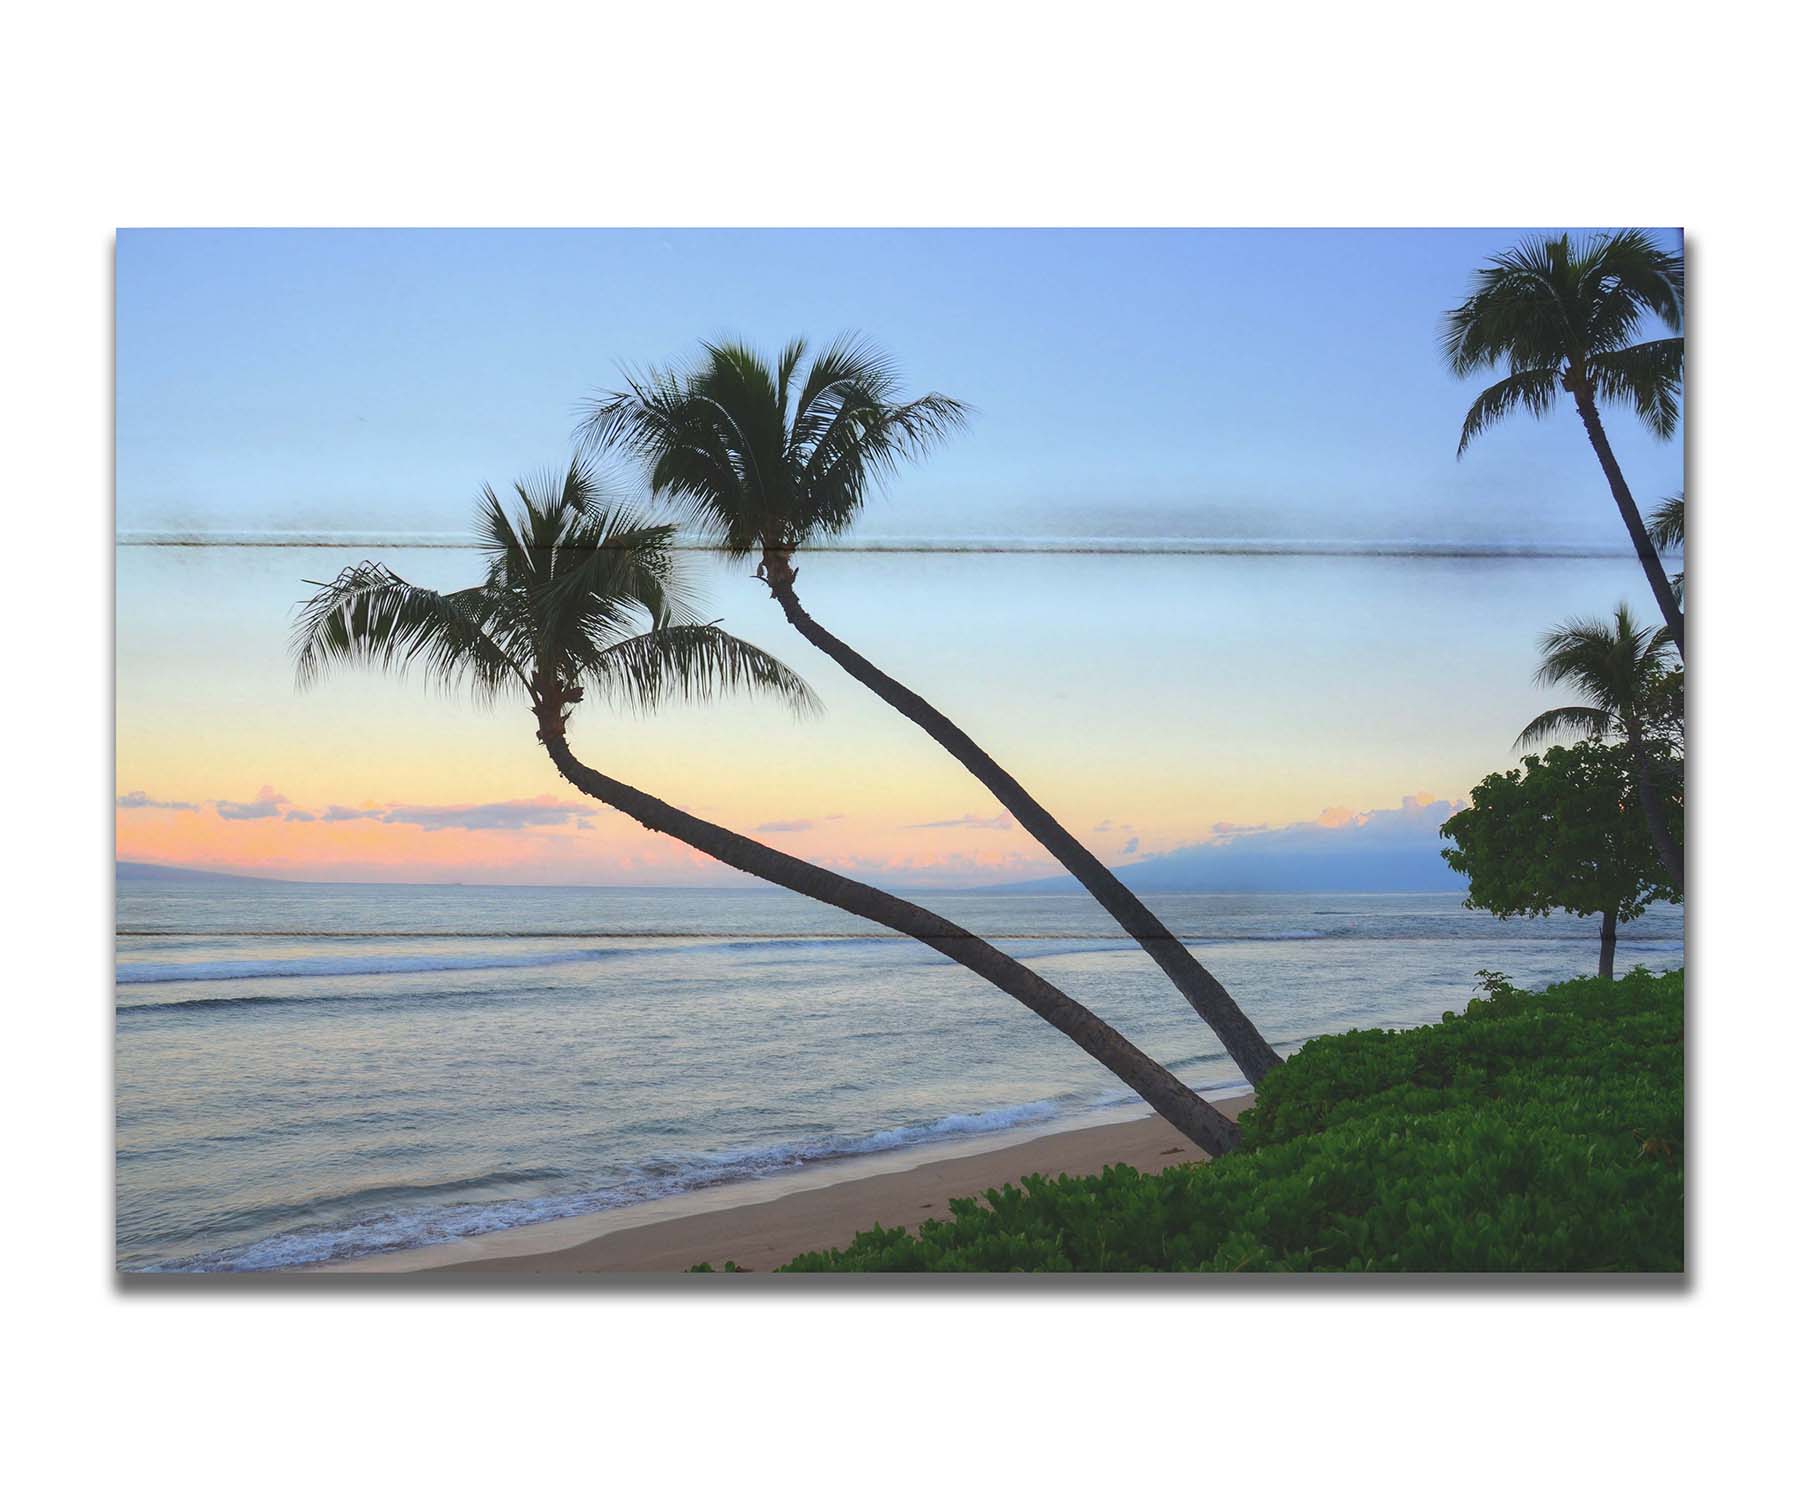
[313,1092,1254,1274]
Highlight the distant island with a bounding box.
[991,796,1468,894]
[117,861,288,884]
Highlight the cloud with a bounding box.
[377,796,596,832]
[754,813,845,834]
[998,793,1470,894]
[117,790,197,812]
[905,812,1015,831]
[214,786,290,821]
[151,787,609,836]
[1121,836,1140,855]
[321,805,383,823]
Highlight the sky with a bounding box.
[114,228,1684,887]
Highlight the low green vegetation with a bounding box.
[764,969,1683,1272]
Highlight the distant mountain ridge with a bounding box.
[117,861,287,884]
[989,795,1469,895]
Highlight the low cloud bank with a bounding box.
[992,793,1468,894]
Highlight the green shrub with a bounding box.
[770,968,1683,1272]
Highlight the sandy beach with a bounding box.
[318,1094,1253,1274]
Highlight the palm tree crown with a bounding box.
[1515,603,1674,751]
[576,336,969,568]
[1443,230,1684,457]
[293,459,819,729]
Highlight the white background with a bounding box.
[6,2,1793,1495]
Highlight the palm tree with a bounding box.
[1649,493,1685,604]
[578,337,1283,1085]
[1443,231,1686,658]
[1516,604,1683,892]
[291,459,1243,1156]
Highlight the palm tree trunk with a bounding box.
[758,556,1284,1085]
[1624,725,1685,893]
[534,718,1243,1157]
[1599,908,1617,980]
[1570,387,1686,659]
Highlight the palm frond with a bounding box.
[1587,338,1683,439]
[1455,367,1561,456]
[1528,603,1672,732]
[774,337,809,420]
[575,362,691,462]
[801,388,972,534]
[577,365,765,555]
[292,563,529,704]
[540,505,709,684]
[1514,705,1615,749]
[1441,234,1575,377]
[584,625,822,718]
[787,334,901,454]
[1576,229,1684,349]
[1649,493,1686,602]
[1647,493,1685,551]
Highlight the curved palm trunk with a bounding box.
[759,556,1283,1085]
[534,717,1242,1157]
[1570,386,1686,659]
[1599,909,1618,980]
[1624,724,1685,893]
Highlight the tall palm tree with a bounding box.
[1443,231,1686,658]
[291,460,1243,1156]
[1516,603,1683,891]
[579,337,1283,1085]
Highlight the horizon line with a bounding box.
[115,859,1461,898]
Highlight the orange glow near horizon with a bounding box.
[112,800,1080,886]
[114,541,1588,888]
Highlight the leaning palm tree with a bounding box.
[1443,231,1686,658]
[579,337,1283,1085]
[291,459,1243,1156]
[1648,493,1685,604]
[1516,603,1683,891]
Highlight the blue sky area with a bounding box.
[114,229,1684,887]
[117,228,1683,546]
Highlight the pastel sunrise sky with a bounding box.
[115,229,1682,886]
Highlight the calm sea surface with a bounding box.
[115,878,1683,1270]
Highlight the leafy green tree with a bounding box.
[291,459,1243,1156]
[578,336,1282,1084]
[1441,741,1679,978]
[1517,603,1684,891]
[1443,231,1685,657]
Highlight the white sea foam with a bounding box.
[144,1094,1101,1271]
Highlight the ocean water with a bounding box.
[115,878,1684,1271]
